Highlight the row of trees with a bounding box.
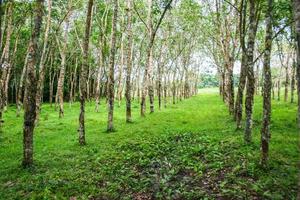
[0,0,299,169]
[200,0,299,166]
[0,0,202,167]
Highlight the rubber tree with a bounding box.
[78,0,93,145]
[261,0,273,167]
[22,0,44,167]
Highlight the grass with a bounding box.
[0,88,298,199]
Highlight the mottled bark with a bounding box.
[140,0,153,117]
[49,69,55,107]
[22,0,44,167]
[144,0,154,114]
[291,60,296,103]
[277,66,282,101]
[107,0,118,132]
[244,0,258,143]
[35,0,52,124]
[255,64,260,95]
[125,0,133,122]
[78,0,93,145]
[0,2,13,127]
[69,58,77,106]
[57,8,71,118]
[163,74,168,108]
[284,65,289,102]
[16,49,29,117]
[225,60,234,115]
[157,48,163,110]
[117,38,124,108]
[235,52,247,128]
[141,0,172,116]
[261,0,273,167]
[172,70,176,104]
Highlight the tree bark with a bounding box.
[261,0,273,167]
[57,7,71,118]
[78,0,93,145]
[0,2,13,128]
[22,0,44,167]
[235,52,247,128]
[35,0,52,124]
[107,0,118,132]
[284,65,289,102]
[244,0,258,143]
[125,0,133,122]
[117,37,124,108]
[291,59,296,103]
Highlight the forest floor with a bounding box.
[0,88,298,200]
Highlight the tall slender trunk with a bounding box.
[225,60,234,115]
[95,35,104,112]
[261,0,273,167]
[163,74,168,108]
[235,52,247,128]
[235,0,247,127]
[4,31,19,111]
[276,63,283,101]
[291,60,296,103]
[255,64,260,95]
[107,0,118,132]
[16,48,29,117]
[57,9,70,118]
[244,0,258,143]
[0,2,12,128]
[78,0,93,145]
[284,65,289,102]
[35,0,52,124]
[141,0,154,116]
[69,58,77,106]
[49,69,55,107]
[125,0,133,122]
[158,61,162,110]
[22,0,44,168]
[117,38,124,108]
[172,70,176,104]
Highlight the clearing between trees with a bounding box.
[0,89,298,199]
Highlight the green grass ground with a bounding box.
[0,89,298,199]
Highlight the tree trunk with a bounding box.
[277,65,282,101]
[117,38,124,108]
[244,0,258,143]
[261,0,273,167]
[57,9,71,118]
[235,52,247,128]
[49,69,55,108]
[16,49,29,117]
[291,60,296,103]
[78,0,93,145]
[22,0,44,167]
[0,2,13,128]
[284,66,289,102]
[141,0,155,116]
[35,0,52,124]
[107,0,118,132]
[125,0,133,122]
